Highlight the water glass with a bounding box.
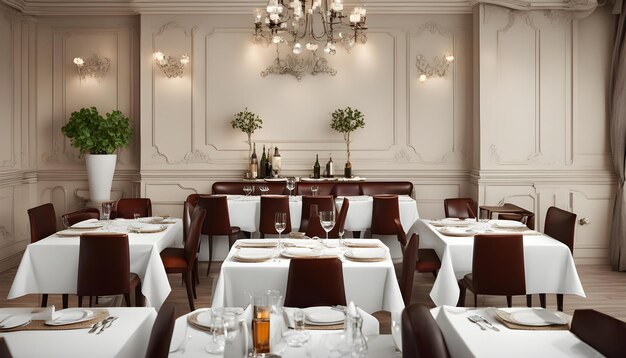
[319,210,335,241]
[274,212,286,240]
[243,185,252,196]
[102,201,113,230]
[311,186,319,196]
[285,309,309,347]
[286,178,295,196]
[133,208,141,222]
[61,215,70,229]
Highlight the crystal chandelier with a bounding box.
[253,0,367,79]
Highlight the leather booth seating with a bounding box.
[212,181,413,197]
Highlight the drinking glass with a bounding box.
[61,215,70,229]
[319,210,335,241]
[478,212,490,231]
[339,227,345,247]
[251,293,271,357]
[260,185,270,195]
[275,212,286,243]
[286,178,295,196]
[285,308,309,347]
[311,186,319,196]
[243,185,252,196]
[133,208,141,222]
[204,310,226,354]
[102,201,113,231]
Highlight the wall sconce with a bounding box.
[153,51,190,78]
[73,54,110,81]
[416,52,454,83]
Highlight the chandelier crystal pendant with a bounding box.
[253,0,367,79]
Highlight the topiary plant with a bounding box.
[61,107,133,156]
[231,107,263,156]
[330,107,365,165]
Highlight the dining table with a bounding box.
[431,306,602,357]
[412,219,586,307]
[7,218,182,310]
[0,307,156,358]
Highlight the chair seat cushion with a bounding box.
[415,249,441,272]
[160,247,187,271]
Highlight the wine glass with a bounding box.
[319,210,335,241]
[339,227,345,247]
[260,185,269,195]
[243,185,252,196]
[286,178,295,196]
[61,215,70,229]
[275,212,286,240]
[311,186,319,196]
[102,202,112,231]
[204,311,226,354]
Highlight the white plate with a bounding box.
[237,239,278,248]
[0,314,31,329]
[233,248,275,261]
[342,240,380,248]
[195,308,245,328]
[303,307,345,325]
[508,309,568,326]
[492,220,526,229]
[281,247,320,258]
[344,248,386,259]
[128,224,166,233]
[429,218,476,227]
[437,227,478,237]
[265,178,287,182]
[45,309,94,326]
[56,229,95,237]
[70,220,103,229]
[138,216,164,223]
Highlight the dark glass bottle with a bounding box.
[260,145,267,179]
[266,147,273,178]
[250,143,258,179]
[313,154,321,179]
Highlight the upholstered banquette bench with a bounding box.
[211,181,413,197]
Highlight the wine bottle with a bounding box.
[272,147,282,174]
[266,147,273,178]
[326,154,334,177]
[313,154,321,179]
[260,145,267,179]
[250,143,258,179]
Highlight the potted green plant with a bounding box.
[230,108,263,157]
[331,107,365,178]
[61,107,133,202]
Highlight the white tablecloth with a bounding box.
[0,307,156,358]
[431,306,602,358]
[8,219,182,310]
[211,239,405,348]
[335,195,419,233]
[412,219,586,306]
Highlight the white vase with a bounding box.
[85,153,117,202]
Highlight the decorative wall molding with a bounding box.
[260,51,337,81]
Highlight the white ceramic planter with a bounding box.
[85,153,117,202]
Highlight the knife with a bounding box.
[479,315,500,331]
[97,316,118,334]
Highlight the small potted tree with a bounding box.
[61,107,133,202]
[230,108,263,157]
[331,107,365,178]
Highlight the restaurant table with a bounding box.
[0,307,156,358]
[479,203,535,230]
[412,219,586,306]
[8,219,182,310]
[431,306,602,357]
[169,309,401,357]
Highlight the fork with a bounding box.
[478,315,500,331]
[467,316,487,330]
[96,316,118,334]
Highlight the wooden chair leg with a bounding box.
[556,294,564,312]
[194,259,200,285]
[62,294,69,309]
[184,271,195,311]
[95,296,99,304]
[41,294,48,307]
[539,293,546,308]
[89,296,93,307]
[191,268,197,299]
[78,296,83,307]
[124,293,132,307]
[473,294,477,308]
[526,294,532,307]
[506,295,512,308]
[206,235,213,276]
[135,285,144,307]
[457,284,466,307]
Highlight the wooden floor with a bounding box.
[0,263,624,334]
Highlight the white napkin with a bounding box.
[346,248,386,259]
[31,306,55,321]
[71,219,100,228]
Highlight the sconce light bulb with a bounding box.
[446,54,454,62]
[324,42,336,55]
[306,42,318,51]
[419,74,427,82]
[180,54,190,65]
[73,57,84,66]
[293,42,302,55]
[154,51,165,62]
[272,35,282,44]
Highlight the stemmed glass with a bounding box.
[339,227,345,247]
[61,215,70,230]
[311,186,319,196]
[319,210,336,242]
[259,185,270,195]
[286,178,295,196]
[102,202,112,231]
[243,185,252,196]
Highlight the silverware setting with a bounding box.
[477,315,500,331]
[467,315,486,330]
[468,315,499,331]
[97,316,118,334]
[89,316,116,334]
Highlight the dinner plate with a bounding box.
[303,307,345,325]
[0,314,31,329]
[288,232,306,239]
[344,248,386,261]
[45,308,94,326]
[492,220,527,229]
[496,308,568,326]
[236,239,279,248]
[138,216,164,223]
[233,248,275,262]
[342,240,380,248]
[129,224,167,233]
[429,218,476,227]
[437,227,478,237]
[281,247,320,258]
[56,229,95,237]
[70,220,104,230]
[282,239,318,248]
[193,308,245,328]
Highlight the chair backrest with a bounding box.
[401,304,450,358]
[144,303,176,358]
[544,206,577,253]
[300,196,335,233]
[331,183,362,197]
[400,234,419,306]
[360,182,413,196]
[371,195,400,235]
[284,257,347,308]
[259,196,292,235]
[77,233,131,296]
[570,309,626,358]
[184,207,206,266]
[304,205,326,238]
[329,197,349,237]
[394,218,407,252]
[443,198,476,219]
[115,198,152,219]
[195,195,233,235]
[472,234,526,295]
[182,201,193,242]
[62,207,100,226]
[0,337,12,358]
[27,203,58,243]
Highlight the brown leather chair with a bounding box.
[444,198,476,219]
[115,198,152,219]
[400,234,419,306]
[361,182,413,196]
[304,205,325,238]
[330,197,349,238]
[259,196,292,238]
[62,207,100,226]
[331,183,361,197]
[284,257,347,308]
[144,303,176,358]
[77,233,143,307]
[371,195,401,235]
[394,219,441,278]
[457,234,526,308]
[196,195,241,276]
[27,203,68,309]
[300,196,335,233]
[570,309,626,358]
[160,207,206,310]
[534,206,577,311]
[402,304,450,358]
[0,337,12,358]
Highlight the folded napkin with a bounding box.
[71,219,101,229]
[31,306,55,321]
[346,248,386,259]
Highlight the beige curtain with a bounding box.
[610,0,626,271]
